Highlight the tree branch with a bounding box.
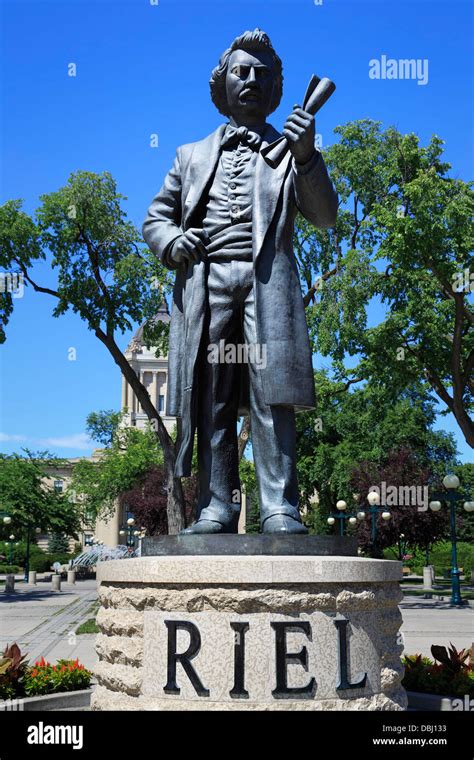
[330,376,363,395]
[238,416,250,460]
[13,258,60,299]
[303,265,339,308]
[94,325,174,455]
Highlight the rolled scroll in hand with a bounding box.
[261,74,336,169]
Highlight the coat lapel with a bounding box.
[253,123,292,263]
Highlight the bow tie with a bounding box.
[221,125,262,151]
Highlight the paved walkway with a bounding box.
[0,578,98,670]
[400,596,473,657]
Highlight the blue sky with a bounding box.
[0,0,472,462]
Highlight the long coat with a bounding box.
[142,122,338,477]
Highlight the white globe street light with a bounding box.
[443,474,460,490]
[336,500,347,511]
[127,518,135,527]
[463,501,474,513]
[327,517,335,526]
[357,511,366,520]
[3,516,11,525]
[381,511,391,521]
[348,517,357,526]
[429,501,442,512]
[367,491,380,506]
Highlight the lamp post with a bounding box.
[366,491,391,557]
[23,519,40,584]
[120,517,136,548]
[1,511,13,565]
[327,500,360,536]
[8,535,15,564]
[1,512,12,552]
[1,513,14,568]
[429,474,473,606]
[397,533,408,562]
[1,511,41,582]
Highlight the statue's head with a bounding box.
[210,29,283,122]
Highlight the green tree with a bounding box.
[0,173,185,532]
[238,457,259,533]
[47,533,70,554]
[296,373,458,534]
[453,462,474,543]
[295,120,473,448]
[70,426,164,524]
[0,451,80,542]
[86,409,124,448]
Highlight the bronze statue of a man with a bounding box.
[143,29,337,535]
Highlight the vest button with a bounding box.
[230,182,237,190]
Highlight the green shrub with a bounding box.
[386,541,474,576]
[29,552,53,573]
[0,565,20,574]
[49,552,74,566]
[9,543,75,571]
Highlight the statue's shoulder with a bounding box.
[176,125,226,164]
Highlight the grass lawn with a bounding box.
[75,618,99,635]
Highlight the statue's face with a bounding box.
[225,48,275,122]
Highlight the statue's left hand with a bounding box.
[283,105,316,165]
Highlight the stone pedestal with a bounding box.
[51,574,61,592]
[4,574,15,593]
[67,570,76,585]
[28,571,37,585]
[92,549,406,711]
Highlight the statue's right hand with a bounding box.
[170,228,209,265]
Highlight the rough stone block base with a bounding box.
[92,556,407,711]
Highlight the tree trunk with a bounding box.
[95,329,187,533]
[238,417,251,460]
[451,405,474,449]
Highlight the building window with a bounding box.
[84,509,95,525]
[159,394,165,412]
[53,479,63,492]
[84,534,94,546]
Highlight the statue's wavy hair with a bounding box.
[210,29,283,117]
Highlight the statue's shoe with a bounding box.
[180,519,234,535]
[262,514,308,534]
